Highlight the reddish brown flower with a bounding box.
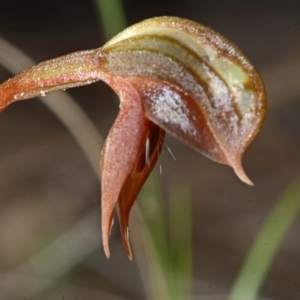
[0,17,266,259]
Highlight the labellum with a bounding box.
[0,17,266,259]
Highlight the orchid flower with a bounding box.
[0,17,266,259]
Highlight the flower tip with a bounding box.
[125,240,133,260]
[102,211,115,259]
[103,243,111,259]
[232,161,253,186]
[123,226,133,260]
[127,250,133,261]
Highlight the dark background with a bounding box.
[0,0,300,299]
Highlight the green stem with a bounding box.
[169,185,193,299]
[95,0,127,40]
[139,171,170,300]
[229,177,300,300]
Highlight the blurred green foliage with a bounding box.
[139,171,193,300]
[230,177,300,300]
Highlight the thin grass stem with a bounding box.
[229,177,300,300]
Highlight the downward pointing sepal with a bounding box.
[100,77,165,259]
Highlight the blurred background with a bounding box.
[0,0,299,299]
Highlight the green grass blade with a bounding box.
[139,170,171,299]
[139,171,170,270]
[169,185,193,300]
[95,0,127,39]
[229,177,300,300]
